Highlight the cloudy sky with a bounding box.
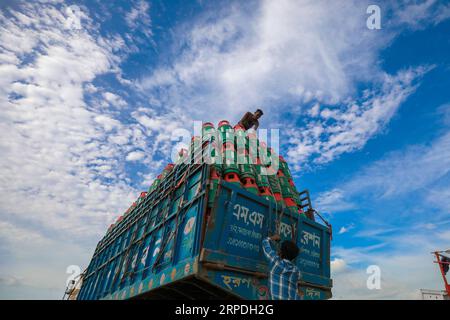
[0,0,449,299]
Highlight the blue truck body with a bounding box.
[77,164,332,300]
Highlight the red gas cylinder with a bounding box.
[202,122,215,143]
[203,122,214,128]
[283,197,298,213]
[265,166,277,176]
[273,192,283,205]
[221,141,235,151]
[178,148,188,159]
[284,197,296,207]
[242,176,259,195]
[234,125,246,150]
[224,172,241,185]
[207,166,221,207]
[210,166,221,180]
[288,178,295,187]
[247,130,257,139]
[191,135,202,147]
[218,120,230,127]
[191,136,202,163]
[259,186,274,201]
[176,148,189,164]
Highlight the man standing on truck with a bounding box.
[262,234,303,300]
[237,109,263,131]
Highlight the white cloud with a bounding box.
[338,224,355,235]
[321,126,450,299]
[0,2,145,238]
[308,103,320,117]
[125,0,152,39]
[93,115,121,131]
[437,102,450,126]
[345,131,450,199]
[126,150,145,161]
[0,221,93,298]
[331,267,423,300]
[315,188,355,213]
[0,0,448,300]
[331,258,347,273]
[392,0,450,29]
[426,186,450,212]
[131,108,190,160]
[315,128,450,220]
[331,230,448,299]
[0,275,25,287]
[0,221,49,245]
[140,0,386,122]
[102,91,127,108]
[0,2,162,299]
[138,0,444,168]
[319,129,450,297]
[286,67,430,167]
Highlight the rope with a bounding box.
[271,175,286,237]
[152,165,192,270]
[312,209,332,240]
[267,177,279,237]
[62,269,86,300]
[151,138,208,270]
[152,163,204,270]
[267,176,298,242]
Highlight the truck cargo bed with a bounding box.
[77,164,332,300]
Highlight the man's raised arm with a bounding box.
[262,234,281,263]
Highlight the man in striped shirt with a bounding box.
[262,234,303,300]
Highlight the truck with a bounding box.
[76,162,332,300]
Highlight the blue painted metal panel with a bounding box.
[200,180,332,298]
[77,165,208,300]
[203,269,270,300]
[78,165,332,300]
[297,217,331,287]
[201,182,272,273]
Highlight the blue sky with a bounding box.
[0,0,449,299]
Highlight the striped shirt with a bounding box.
[262,237,302,300]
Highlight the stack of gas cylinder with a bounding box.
[107,191,148,233]
[198,121,304,216]
[109,120,306,231]
[149,121,303,215]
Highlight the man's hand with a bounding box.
[298,288,305,299]
[269,234,281,242]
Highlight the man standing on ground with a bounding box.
[262,234,303,300]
